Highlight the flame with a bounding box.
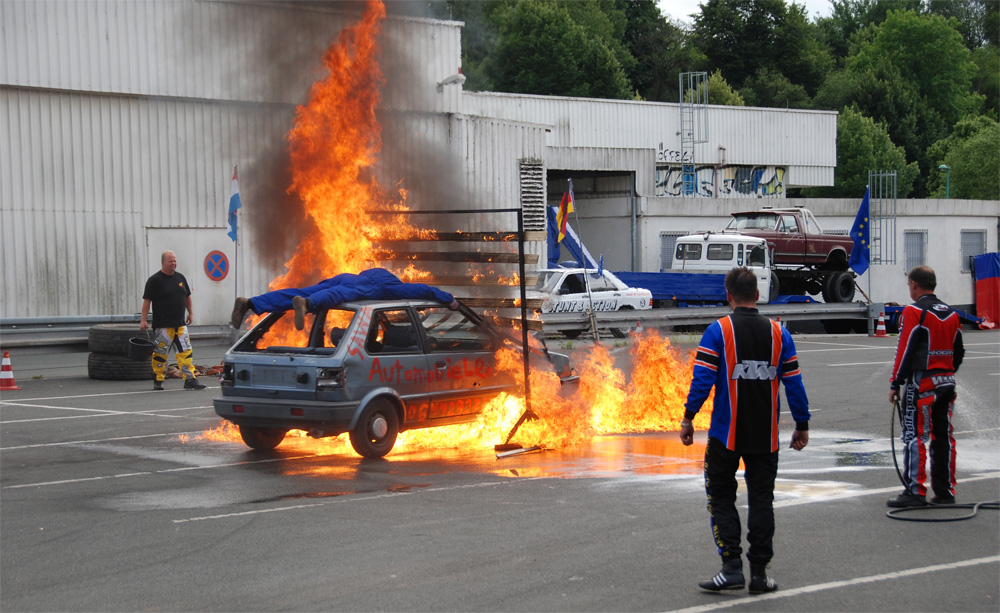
[198,2,714,459]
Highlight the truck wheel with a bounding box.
[350,398,399,458]
[769,273,780,302]
[239,426,287,451]
[87,352,155,380]
[822,271,856,303]
[89,324,143,355]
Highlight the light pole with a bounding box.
[938,164,951,199]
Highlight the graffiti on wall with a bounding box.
[655,165,786,198]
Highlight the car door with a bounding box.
[415,305,513,425]
[777,213,806,262]
[358,307,431,422]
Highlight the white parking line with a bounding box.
[0,431,206,451]
[773,472,1000,508]
[666,555,1000,613]
[0,405,213,424]
[829,355,999,367]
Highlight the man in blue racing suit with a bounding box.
[680,267,810,595]
[230,268,458,330]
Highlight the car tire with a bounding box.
[89,323,145,355]
[350,398,399,458]
[822,271,856,303]
[609,306,635,339]
[87,352,155,380]
[239,426,287,451]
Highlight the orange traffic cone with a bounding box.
[1,351,22,390]
[874,313,888,337]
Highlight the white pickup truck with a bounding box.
[534,268,652,338]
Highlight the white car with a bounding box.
[534,268,652,338]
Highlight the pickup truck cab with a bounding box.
[671,233,773,302]
[724,207,856,302]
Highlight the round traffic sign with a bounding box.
[204,250,229,282]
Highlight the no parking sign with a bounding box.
[204,250,229,282]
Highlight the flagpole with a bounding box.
[567,178,600,342]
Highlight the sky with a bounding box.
[657,0,835,26]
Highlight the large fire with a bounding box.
[199,0,713,457]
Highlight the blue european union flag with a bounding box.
[848,187,870,275]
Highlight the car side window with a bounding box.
[676,243,702,260]
[707,244,734,261]
[560,274,585,294]
[780,215,799,233]
[416,307,494,352]
[366,309,420,354]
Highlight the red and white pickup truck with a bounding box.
[725,207,857,302]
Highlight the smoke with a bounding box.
[185,0,475,268]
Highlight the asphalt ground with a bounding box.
[1,331,998,612]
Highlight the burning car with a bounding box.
[214,300,575,458]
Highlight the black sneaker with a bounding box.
[698,562,745,592]
[887,491,927,507]
[153,381,164,391]
[930,495,955,505]
[749,574,778,594]
[231,297,251,329]
[184,379,206,391]
[292,296,307,331]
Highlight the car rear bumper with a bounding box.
[213,396,358,434]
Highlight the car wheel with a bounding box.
[239,426,287,451]
[349,398,399,458]
[609,307,635,339]
[822,271,856,303]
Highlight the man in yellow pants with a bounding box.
[140,251,206,391]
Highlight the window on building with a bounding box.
[960,230,986,273]
[660,232,687,269]
[903,230,927,271]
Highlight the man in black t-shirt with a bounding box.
[141,251,206,391]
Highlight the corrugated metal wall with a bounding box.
[462,92,838,187]
[1,0,468,321]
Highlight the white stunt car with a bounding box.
[535,268,652,339]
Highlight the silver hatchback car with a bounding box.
[214,300,574,458]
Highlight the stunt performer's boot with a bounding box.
[749,565,778,594]
[930,495,955,505]
[698,559,745,592]
[292,296,308,331]
[153,381,164,391]
[184,378,206,391]
[887,491,927,508]
[231,297,251,329]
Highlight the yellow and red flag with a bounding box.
[556,184,574,243]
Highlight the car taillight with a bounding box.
[316,367,344,389]
[233,405,244,413]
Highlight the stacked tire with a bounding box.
[87,324,154,380]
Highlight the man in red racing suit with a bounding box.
[888,266,964,507]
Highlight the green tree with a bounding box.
[805,106,918,197]
[738,67,810,108]
[927,0,993,49]
[815,0,921,64]
[482,0,633,99]
[686,69,745,105]
[617,0,699,102]
[847,9,983,127]
[693,0,833,97]
[925,116,1000,199]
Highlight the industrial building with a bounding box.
[2,0,997,341]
